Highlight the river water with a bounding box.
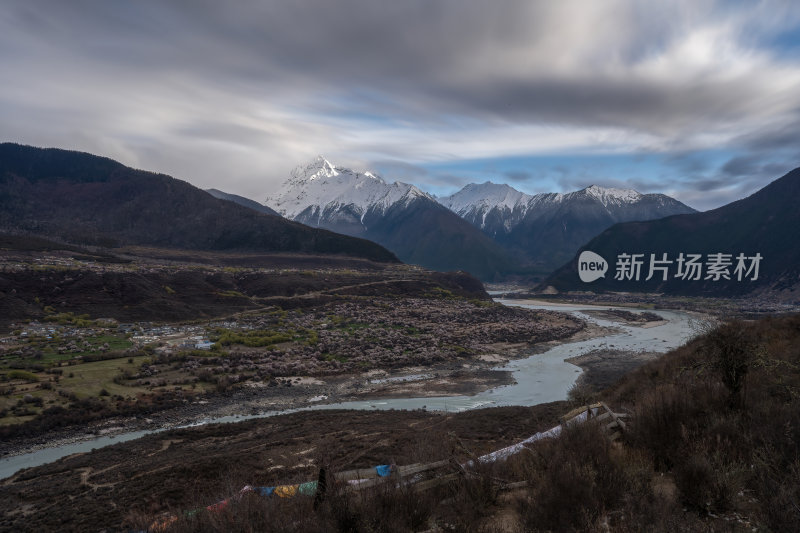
[0,300,698,479]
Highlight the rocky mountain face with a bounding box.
[441,182,696,273]
[0,144,398,263]
[544,167,800,298]
[266,157,516,280]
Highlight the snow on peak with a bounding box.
[266,157,432,220]
[439,181,660,231]
[289,155,343,182]
[442,182,649,216]
[441,182,533,215]
[580,184,642,206]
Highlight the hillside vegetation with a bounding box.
[125,314,800,532]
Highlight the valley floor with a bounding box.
[10,247,795,531]
[4,313,797,532]
[1,250,588,458]
[0,314,603,460]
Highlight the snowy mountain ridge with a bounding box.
[441,181,670,231]
[266,156,433,221]
[437,179,695,273]
[440,182,536,214]
[260,156,694,277]
[443,182,646,212]
[581,184,643,206]
[269,157,660,225]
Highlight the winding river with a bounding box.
[0,299,699,479]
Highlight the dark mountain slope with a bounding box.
[0,144,397,263]
[206,188,280,216]
[544,167,800,297]
[361,197,515,280]
[500,190,695,273]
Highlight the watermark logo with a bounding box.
[578,252,762,283]
[578,251,608,282]
[612,252,762,282]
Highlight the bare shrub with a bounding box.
[702,320,758,409]
[518,421,627,531]
[627,385,696,470]
[438,462,500,530]
[567,378,595,406]
[675,451,748,515]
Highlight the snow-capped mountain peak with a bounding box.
[436,179,695,272]
[441,182,532,215]
[266,157,431,221]
[440,180,693,236]
[289,155,342,183]
[580,184,642,206]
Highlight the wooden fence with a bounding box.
[560,401,628,442]
[329,402,629,497]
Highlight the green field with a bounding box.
[0,333,134,367]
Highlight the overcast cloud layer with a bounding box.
[2,0,800,210]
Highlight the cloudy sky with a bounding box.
[2,0,800,210]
